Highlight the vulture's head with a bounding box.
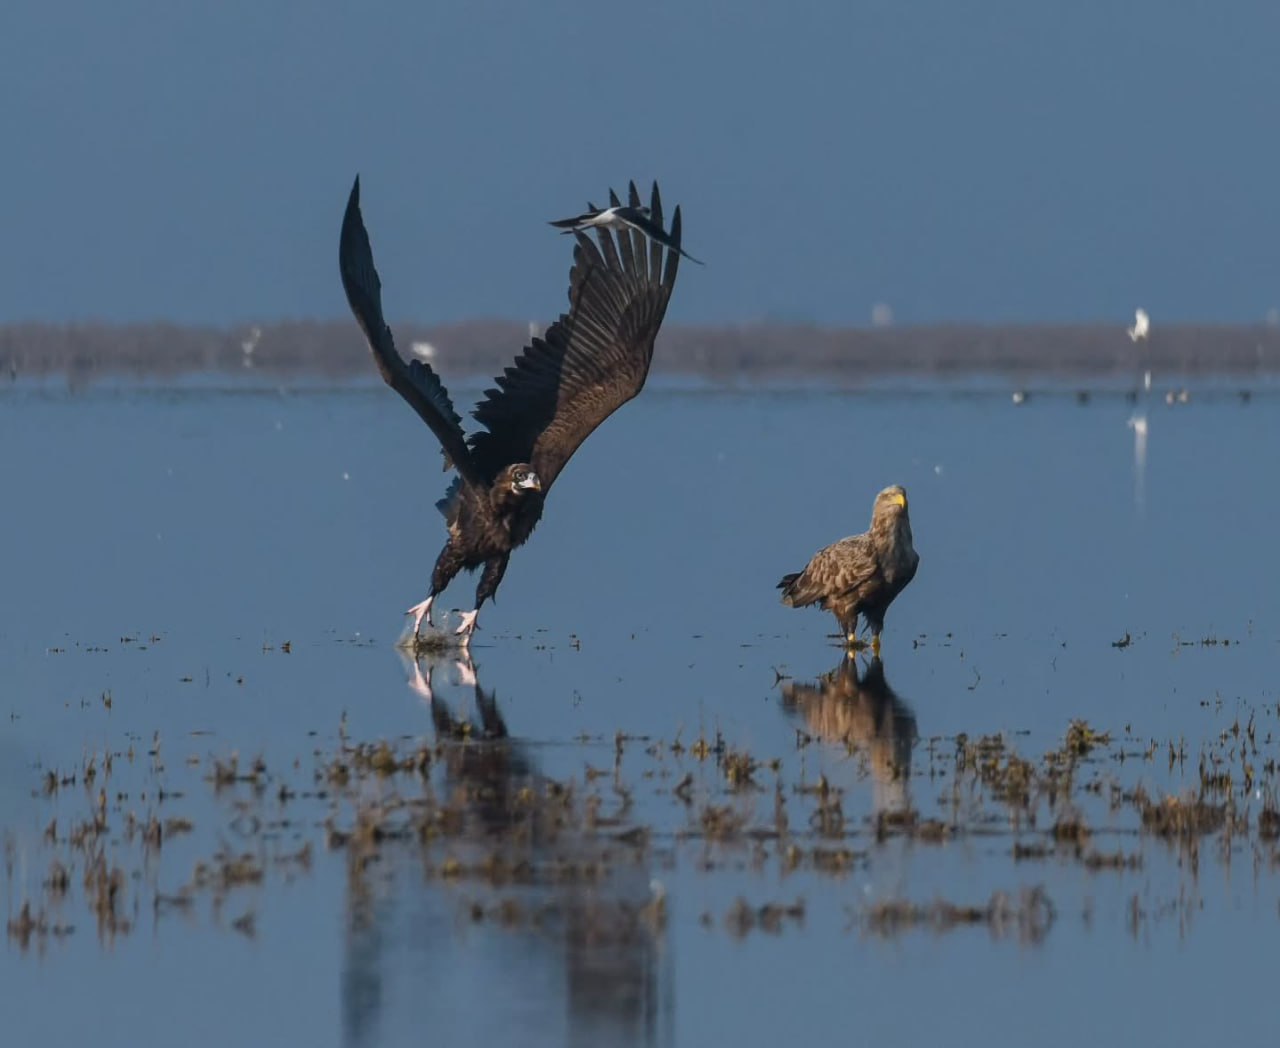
[503,464,542,497]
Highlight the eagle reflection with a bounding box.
[340,653,671,1048]
[779,656,918,815]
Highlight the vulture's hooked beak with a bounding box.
[519,473,542,492]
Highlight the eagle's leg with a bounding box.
[839,613,860,649]
[456,554,510,645]
[407,597,435,635]
[408,542,465,635]
[865,613,886,656]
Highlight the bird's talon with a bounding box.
[455,609,480,640]
[406,596,435,634]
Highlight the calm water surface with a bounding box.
[1,382,1276,1046]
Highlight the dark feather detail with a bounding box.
[466,180,681,492]
[338,177,480,486]
[435,476,463,520]
[777,572,803,600]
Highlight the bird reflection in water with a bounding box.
[779,656,918,818]
[339,651,671,1048]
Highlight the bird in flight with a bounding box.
[550,184,704,265]
[778,485,919,655]
[339,177,685,645]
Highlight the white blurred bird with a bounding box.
[1128,308,1150,342]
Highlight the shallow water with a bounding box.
[2,382,1277,1046]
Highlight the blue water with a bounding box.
[2,382,1277,1046]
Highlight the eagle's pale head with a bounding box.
[871,485,909,521]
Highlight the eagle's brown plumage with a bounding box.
[778,484,919,651]
[339,177,683,641]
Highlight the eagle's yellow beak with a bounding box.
[892,490,907,509]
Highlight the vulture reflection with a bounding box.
[339,653,671,1048]
[780,656,918,815]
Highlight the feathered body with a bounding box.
[779,485,919,648]
[339,177,684,640]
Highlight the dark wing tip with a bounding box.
[339,175,373,291]
[664,205,684,285]
[342,176,363,239]
[628,180,641,208]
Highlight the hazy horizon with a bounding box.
[3,2,1278,328]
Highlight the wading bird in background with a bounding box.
[778,485,919,655]
[1128,308,1150,342]
[339,177,685,644]
[550,185,704,265]
[1127,307,1153,510]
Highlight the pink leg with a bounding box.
[407,659,433,703]
[455,609,480,645]
[406,596,434,635]
[454,655,476,687]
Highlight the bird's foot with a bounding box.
[871,635,882,657]
[455,609,480,644]
[407,659,434,703]
[406,596,435,635]
[454,655,477,687]
[845,633,869,651]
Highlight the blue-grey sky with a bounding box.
[2,1,1277,326]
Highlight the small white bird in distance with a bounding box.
[1128,308,1150,342]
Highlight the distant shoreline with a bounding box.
[4,320,1280,386]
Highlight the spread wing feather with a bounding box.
[467,181,682,492]
[338,177,481,486]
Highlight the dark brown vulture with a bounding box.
[339,177,684,643]
[778,485,919,653]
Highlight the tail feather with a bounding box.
[778,571,802,607]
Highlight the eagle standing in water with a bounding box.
[339,177,684,644]
[778,485,919,653]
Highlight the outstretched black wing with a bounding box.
[338,176,480,486]
[467,180,682,492]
